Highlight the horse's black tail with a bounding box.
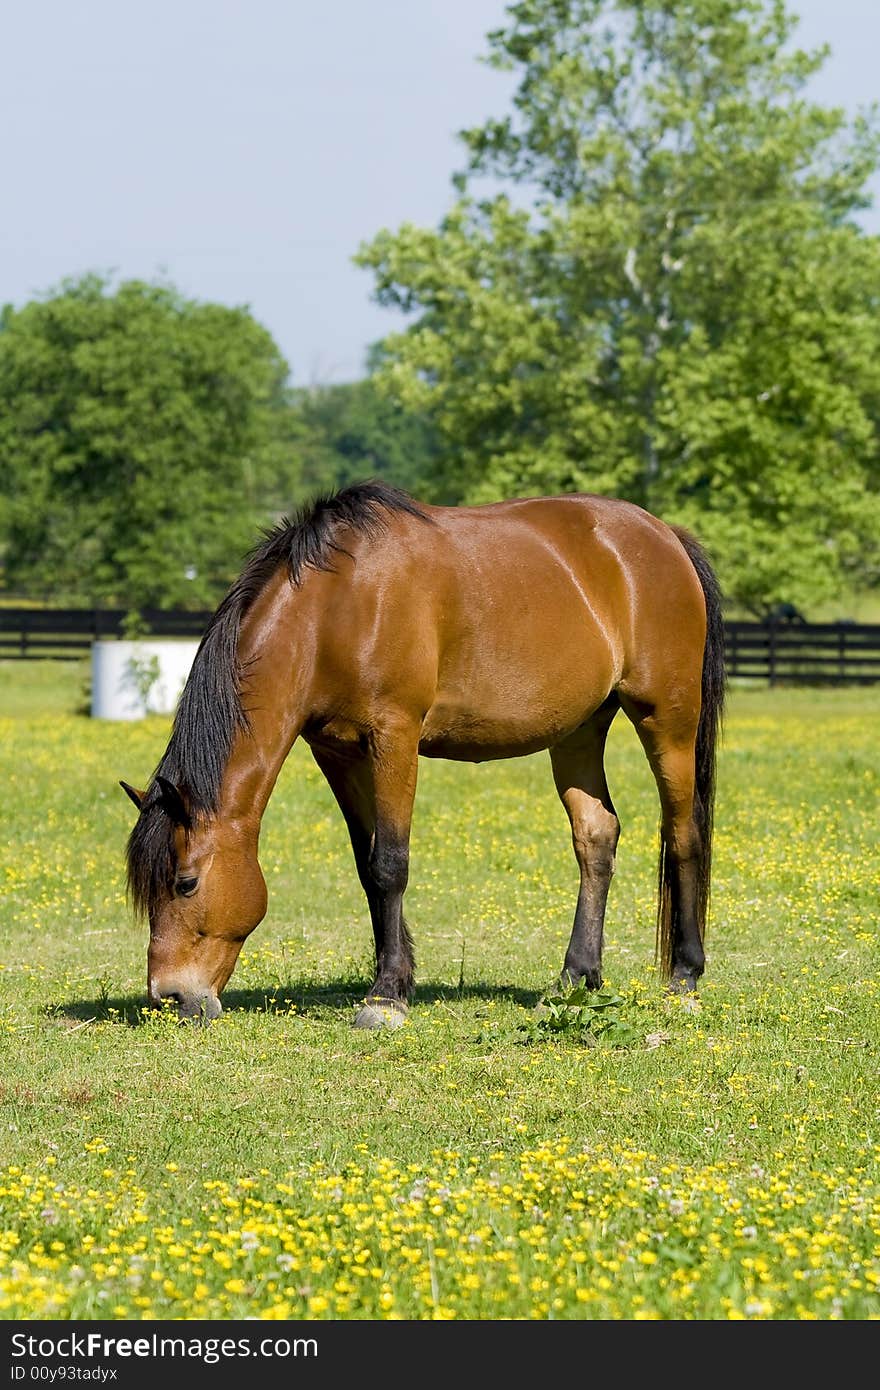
[657,528,726,978]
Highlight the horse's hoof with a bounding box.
[667,977,701,1012]
[555,969,601,993]
[354,998,408,1030]
[668,973,699,995]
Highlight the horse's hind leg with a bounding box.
[549,699,620,991]
[620,697,704,991]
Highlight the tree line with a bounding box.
[2,0,879,617]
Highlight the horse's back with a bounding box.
[299,492,706,759]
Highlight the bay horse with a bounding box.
[121,482,725,1027]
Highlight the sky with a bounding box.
[2,0,878,385]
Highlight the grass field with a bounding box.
[1,660,878,1320]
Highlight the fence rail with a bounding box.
[0,608,212,660]
[724,620,880,685]
[1,608,879,685]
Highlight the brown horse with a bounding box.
[121,482,725,1027]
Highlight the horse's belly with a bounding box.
[419,667,613,762]
[418,722,571,761]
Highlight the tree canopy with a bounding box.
[357,0,880,612]
[0,275,291,608]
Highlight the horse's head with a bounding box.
[121,776,267,1023]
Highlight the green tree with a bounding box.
[0,274,292,609]
[289,375,440,501]
[357,0,880,612]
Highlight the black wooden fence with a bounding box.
[1,607,879,685]
[724,619,880,685]
[0,608,212,660]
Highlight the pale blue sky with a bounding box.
[1,1,877,384]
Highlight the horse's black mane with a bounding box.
[126,480,430,917]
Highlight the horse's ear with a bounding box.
[119,780,146,811]
[155,775,192,829]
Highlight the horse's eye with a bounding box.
[175,876,199,897]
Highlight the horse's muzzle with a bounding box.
[149,984,222,1025]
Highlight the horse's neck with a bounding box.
[217,573,310,830]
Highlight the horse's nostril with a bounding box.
[156,988,222,1024]
[199,994,223,1023]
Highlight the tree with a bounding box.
[357,0,880,612]
[0,275,292,609]
[290,375,441,501]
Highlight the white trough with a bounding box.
[90,639,198,720]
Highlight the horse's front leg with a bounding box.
[355,722,420,1028]
[309,728,418,1029]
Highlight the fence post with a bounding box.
[19,611,28,657]
[838,624,846,681]
[768,623,777,688]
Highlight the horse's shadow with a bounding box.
[48,979,542,1028]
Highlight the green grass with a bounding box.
[1,661,878,1320]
